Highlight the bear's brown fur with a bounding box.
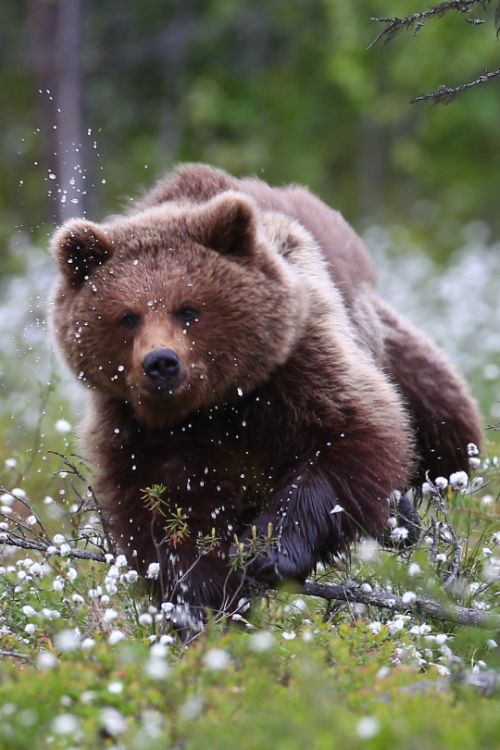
[50,164,482,630]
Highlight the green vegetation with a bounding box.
[1,414,500,748]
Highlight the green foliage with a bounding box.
[1,0,500,259]
[1,421,500,748]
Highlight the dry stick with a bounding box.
[1,534,106,563]
[48,451,116,555]
[299,581,500,629]
[0,650,26,660]
[368,0,491,49]
[410,69,500,104]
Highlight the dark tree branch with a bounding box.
[369,0,500,103]
[368,0,493,49]
[410,68,500,103]
[300,580,500,628]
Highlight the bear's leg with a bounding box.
[233,465,389,587]
[375,298,483,482]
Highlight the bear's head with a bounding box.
[50,192,308,426]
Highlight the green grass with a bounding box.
[2,434,500,748]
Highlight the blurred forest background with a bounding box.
[1,0,500,462]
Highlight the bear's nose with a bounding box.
[142,349,180,383]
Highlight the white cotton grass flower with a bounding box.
[55,419,72,435]
[203,648,231,670]
[11,488,26,499]
[434,634,448,646]
[449,471,468,491]
[52,577,65,592]
[435,476,448,490]
[51,713,78,735]
[22,605,37,617]
[107,681,123,694]
[481,495,495,506]
[356,716,380,739]
[80,690,97,704]
[37,651,58,670]
[249,631,275,652]
[282,631,296,640]
[408,562,422,577]
[146,562,160,579]
[401,591,417,605]
[390,527,409,542]
[144,656,171,680]
[421,481,433,495]
[138,613,153,626]
[25,623,36,635]
[102,608,119,623]
[180,696,204,720]
[467,443,480,457]
[53,533,66,545]
[115,554,128,568]
[482,562,500,582]
[0,493,14,506]
[387,619,405,635]
[124,570,139,583]
[81,638,96,650]
[4,458,17,469]
[409,623,432,635]
[368,621,383,635]
[108,630,126,645]
[54,629,79,652]
[29,562,43,576]
[100,707,126,736]
[356,538,380,562]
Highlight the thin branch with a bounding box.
[300,580,500,628]
[48,451,116,554]
[368,0,492,49]
[0,650,27,661]
[0,534,106,563]
[410,68,500,103]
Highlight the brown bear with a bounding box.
[50,163,482,631]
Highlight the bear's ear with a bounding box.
[189,192,257,259]
[51,219,114,286]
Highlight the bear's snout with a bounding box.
[142,348,181,388]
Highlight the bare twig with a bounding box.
[410,69,500,103]
[0,650,27,661]
[300,580,500,628]
[48,451,116,554]
[369,0,492,49]
[0,534,107,563]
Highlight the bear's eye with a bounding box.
[175,306,199,324]
[120,312,140,332]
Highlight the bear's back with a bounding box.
[128,163,377,306]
